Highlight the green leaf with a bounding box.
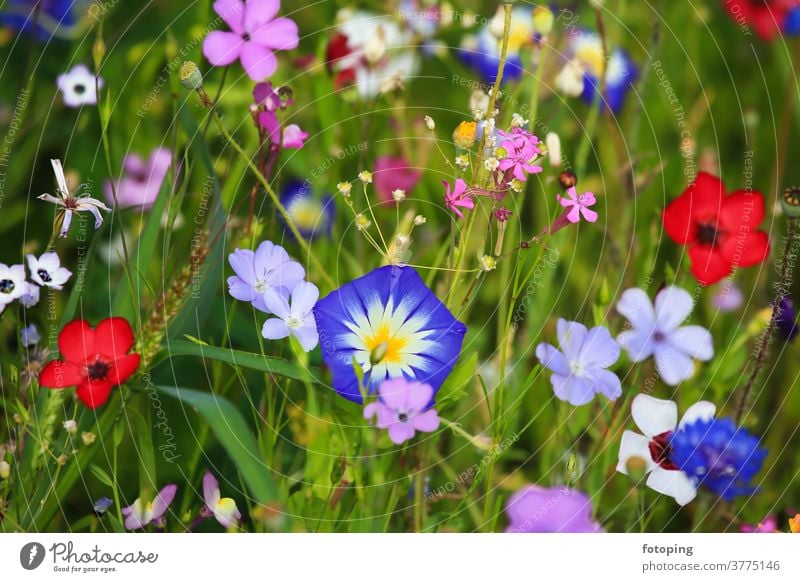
[89,464,114,488]
[155,385,286,524]
[435,351,479,410]
[164,340,320,383]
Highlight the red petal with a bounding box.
[688,245,732,285]
[662,173,726,244]
[720,190,766,231]
[39,360,85,388]
[76,379,114,409]
[718,231,771,268]
[95,317,135,359]
[58,320,95,364]
[108,353,141,386]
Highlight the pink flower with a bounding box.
[202,0,299,81]
[741,515,779,533]
[557,186,598,223]
[253,82,307,149]
[374,156,421,204]
[363,378,440,445]
[104,147,172,209]
[281,124,308,148]
[443,178,474,219]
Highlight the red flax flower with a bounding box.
[39,318,140,409]
[662,173,770,285]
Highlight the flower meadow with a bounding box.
[1,0,800,537]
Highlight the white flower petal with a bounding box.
[262,318,290,340]
[646,467,697,506]
[290,281,319,318]
[616,430,655,474]
[654,344,695,386]
[616,287,655,328]
[670,325,713,361]
[263,287,291,319]
[679,401,716,428]
[631,394,677,438]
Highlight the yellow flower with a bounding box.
[790,514,800,533]
[452,121,477,148]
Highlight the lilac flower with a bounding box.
[505,486,603,533]
[27,252,71,290]
[363,378,440,445]
[497,136,542,181]
[20,324,40,347]
[713,280,744,312]
[39,160,111,237]
[93,496,114,516]
[535,319,621,406]
[0,263,25,311]
[616,286,713,385]
[261,281,319,352]
[104,147,172,210]
[255,85,308,150]
[227,240,305,312]
[19,282,40,308]
[617,394,714,506]
[202,471,241,528]
[557,187,598,223]
[56,65,103,108]
[202,0,299,81]
[121,484,177,530]
[775,297,798,341]
[443,178,474,219]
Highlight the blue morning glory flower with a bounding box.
[313,266,467,403]
[280,180,334,240]
[669,417,767,501]
[0,0,82,41]
[785,7,800,36]
[580,48,637,113]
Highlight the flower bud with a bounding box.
[782,186,800,218]
[81,431,96,446]
[625,456,648,480]
[494,146,508,160]
[413,215,427,226]
[0,461,10,480]
[546,132,562,167]
[63,420,78,435]
[358,170,373,184]
[452,121,477,148]
[559,171,578,189]
[179,61,203,90]
[424,115,436,130]
[479,255,497,271]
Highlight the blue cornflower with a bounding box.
[0,0,82,41]
[669,417,767,501]
[775,297,798,342]
[280,180,334,240]
[313,266,467,403]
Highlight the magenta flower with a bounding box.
[202,0,299,81]
[443,178,474,219]
[254,82,307,149]
[121,484,177,530]
[497,130,543,181]
[363,378,440,445]
[741,515,779,533]
[374,156,421,204]
[505,485,604,533]
[557,187,598,223]
[104,147,172,209]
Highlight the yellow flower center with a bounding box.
[365,324,408,364]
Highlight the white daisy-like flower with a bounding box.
[27,252,72,290]
[56,65,103,108]
[0,263,25,307]
[38,160,111,238]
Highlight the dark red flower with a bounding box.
[724,0,796,41]
[38,318,140,409]
[662,172,770,285]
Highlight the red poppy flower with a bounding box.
[38,317,140,409]
[724,0,796,41]
[662,172,770,285]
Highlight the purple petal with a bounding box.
[535,343,570,376]
[150,484,177,520]
[203,31,243,66]
[240,42,277,81]
[551,374,595,406]
[249,17,299,50]
[203,471,220,509]
[213,0,245,34]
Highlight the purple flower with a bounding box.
[741,515,779,533]
[227,240,305,312]
[104,147,172,210]
[557,187,598,223]
[202,0,299,81]
[363,378,440,445]
[775,297,798,341]
[535,319,621,406]
[374,156,422,205]
[261,281,320,352]
[202,471,242,528]
[122,484,177,530]
[497,136,542,181]
[505,486,603,533]
[443,178,474,219]
[616,286,713,386]
[712,279,744,312]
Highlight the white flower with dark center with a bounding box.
[38,160,111,238]
[27,252,72,290]
[0,263,25,308]
[56,65,103,108]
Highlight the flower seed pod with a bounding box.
[559,171,578,189]
[179,61,203,90]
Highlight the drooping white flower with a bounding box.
[38,160,111,238]
[616,286,713,385]
[0,263,25,308]
[261,281,320,352]
[27,252,72,290]
[56,65,103,108]
[617,394,716,506]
